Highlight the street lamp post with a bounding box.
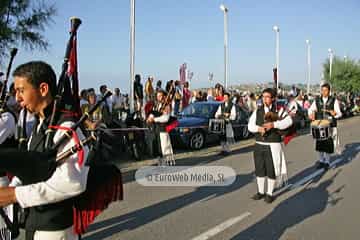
[273,25,280,90]
[306,39,311,94]
[220,4,229,89]
[129,0,135,113]
[328,48,333,81]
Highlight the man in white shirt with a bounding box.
[147,90,175,165]
[0,61,89,240]
[248,88,292,203]
[112,88,124,110]
[215,92,236,154]
[99,84,112,113]
[308,83,342,170]
[287,94,298,117]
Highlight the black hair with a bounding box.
[80,89,88,98]
[12,61,57,98]
[99,85,107,92]
[156,89,167,96]
[262,88,276,98]
[321,83,331,91]
[135,74,141,83]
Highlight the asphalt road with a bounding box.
[79,116,360,240]
[17,116,360,240]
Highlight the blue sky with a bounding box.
[10,0,360,92]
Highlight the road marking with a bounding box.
[191,212,251,240]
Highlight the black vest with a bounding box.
[315,96,337,127]
[221,101,233,116]
[25,104,76,231]
[254,105,282,143]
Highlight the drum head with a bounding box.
[311,120,321,126]
[319,119,330,126]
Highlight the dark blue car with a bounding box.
[170,101,250,150]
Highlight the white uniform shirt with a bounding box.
[112,94,124,110]
[16,108,36,139]
[287,100,298,115]
[0,112,16,144]
[215,103,236,120]
[248,105,293,144]
[14,120,89,208]
[308,97,342,119]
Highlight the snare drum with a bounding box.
[209,119,225,134]
[311,119,332,140]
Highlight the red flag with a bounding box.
[179,63,186,84]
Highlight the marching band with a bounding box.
[0,15,357,240]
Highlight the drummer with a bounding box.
[308,83,342,170]
[215,92,236,155]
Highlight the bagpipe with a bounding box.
[0,48,17,115]
[0,17,123,237]
[262,94,297,145]
[147,84,179,132]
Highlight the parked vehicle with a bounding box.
[170,101,250,150]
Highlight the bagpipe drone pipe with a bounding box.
[0,18,123,236]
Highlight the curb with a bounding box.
[117,138,255,173]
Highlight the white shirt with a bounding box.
[287,100,298,114]
[112,94,124,109]
[14,120,89,208]
[0,112,16,144]
[308,97,342,119]
[215,103,236,120]
[16,108,36,139]
[154,112,170,123]
[248,105,293,138]
[97,94,113,113]
[80,99,88,108]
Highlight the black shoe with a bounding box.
[223,151,231,156]
[220,151,229,156]
[264,194,275,203]
[323,163,330,171]
[316,162,324,169]
[252,192,265,200]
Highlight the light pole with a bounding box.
[220,4,229,89]
[129,0,135,113]
[328,48,333,81]
[273,25,280,90]
[306,39,311,94]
